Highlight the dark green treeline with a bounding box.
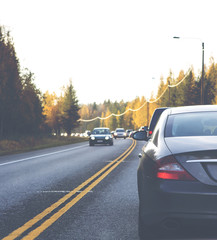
[0,26,80,139]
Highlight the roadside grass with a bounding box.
[0,136,88,156]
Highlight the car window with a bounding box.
[165,112,217,137]
[148,108,168,137]
[92,129,110,134]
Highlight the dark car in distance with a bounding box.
[133,105,217,239]
[89,127,113,146]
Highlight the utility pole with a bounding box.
[147,101,149,126]
[201,42,204,104]
[168,80,170,107]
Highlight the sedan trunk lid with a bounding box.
[165,136,217,186]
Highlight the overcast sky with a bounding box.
[1,0,217,104]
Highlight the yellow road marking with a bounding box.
[3,140,136,240]
[22,140,136,240]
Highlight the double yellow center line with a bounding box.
[3,139,136,240]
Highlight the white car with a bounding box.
[114,128,127,139]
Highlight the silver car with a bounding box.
[114,128,127,139]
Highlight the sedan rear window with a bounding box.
[165,112,217,137]
[92,129,110,134]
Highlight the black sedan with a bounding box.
[89,127,113,146]
[133,105,217,239]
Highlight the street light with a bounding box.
[173,36,204,105]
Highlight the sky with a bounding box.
[1,0,217,104]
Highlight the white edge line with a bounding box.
[0,144,88,167]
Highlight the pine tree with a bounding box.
[156,75,168,107]
[182,69,199,105]
[20,69,43,134]
[205,57,216,104]
[0,26,22,138]
[61,80,80,136]
[174,70,186,106]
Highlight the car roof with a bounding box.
[168,105,217,115]
[93,127,109,130]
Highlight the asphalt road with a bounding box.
[0,139,141,240]
[1,139,217,240]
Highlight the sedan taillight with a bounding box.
[156,155,196,181]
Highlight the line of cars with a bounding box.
[132,105,217,239]
[88,127,135,146]
[87,125,152,146]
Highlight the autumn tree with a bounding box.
[104,109,112,129]
[79,104,90,121]
[100,112,105,127]
[43,91,63,135]
[43,91,56,129]
[132,97,146,129]
[123,101,134,130]
[148,93,158,125]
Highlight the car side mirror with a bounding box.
[132,131,148,141]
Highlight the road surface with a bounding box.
[1,139,217,240]
[0,139,140,240]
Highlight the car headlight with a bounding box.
[105,136,109,140]
[91,136,95,140]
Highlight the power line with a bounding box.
[78,69,191,122]
[78,101,148,122]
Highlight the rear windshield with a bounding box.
[116,129,124,132]
[92,129,110,134]
[165,112,217,137]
